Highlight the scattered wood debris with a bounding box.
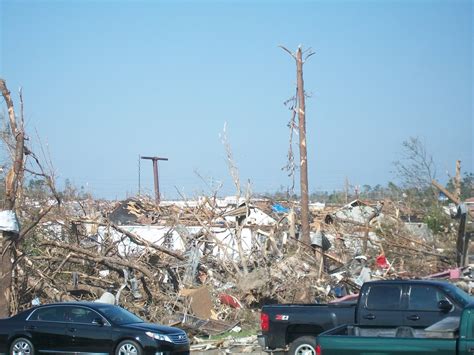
[4,191,471,338]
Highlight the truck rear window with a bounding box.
[366,285,402,310]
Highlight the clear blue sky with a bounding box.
[0,0,472,199]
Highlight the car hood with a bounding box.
[122,322,185,334]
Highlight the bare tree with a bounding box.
[394,137,437,191]
[220,123,249,274]
[220,122,241,199]
[0,79,25,317]
[0,79,59,316]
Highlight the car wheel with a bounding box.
[115,340,142,355]
[288,336,317,355]
[10,338,35,355]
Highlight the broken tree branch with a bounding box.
[40,240,155,279]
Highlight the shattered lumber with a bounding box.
[110,223,185,261]
[40,240,155,279]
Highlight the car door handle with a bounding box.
[468,348,474,353]
[363,314,376,320]
[68,327,77,332]
[407,315,420,321]
[25,325,36,330]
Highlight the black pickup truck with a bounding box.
[259,279,473,354]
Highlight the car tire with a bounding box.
[115,340,143,355]
[10,337,35,355]
[288,336,317,355]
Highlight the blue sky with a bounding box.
[0,0,472,199]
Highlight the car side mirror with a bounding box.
[92,317,104,326]
[438,300,453,312]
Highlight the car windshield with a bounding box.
[96,305,144,325]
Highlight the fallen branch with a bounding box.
[40,240,155,279]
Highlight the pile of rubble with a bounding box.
[5,193,473,350]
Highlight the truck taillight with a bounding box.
[316,345,322,355]
[260,312,269,331]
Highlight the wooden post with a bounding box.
[432,180,460,205]
[362,224,370,254]
[455,160,461,201]
[432,177,472,266]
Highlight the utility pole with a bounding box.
[141,156,168,205]
[138,155,141,196]
[280,45,314,246]
[455,160,462,201]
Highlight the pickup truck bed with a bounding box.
[316,310,474,355]
[319,332,456,355]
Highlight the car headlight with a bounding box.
[145,331,172,342]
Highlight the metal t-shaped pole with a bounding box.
[141,156,168,205]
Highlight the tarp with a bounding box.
[0,210,20,234]
[272,204,289,213]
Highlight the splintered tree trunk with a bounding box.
[281,45,318,269]
[0,237,13,317]
[0,79,25,317]
[296,47,310,246]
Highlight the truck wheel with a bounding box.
[288,336,317,355]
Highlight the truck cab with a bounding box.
[357,280,471,328]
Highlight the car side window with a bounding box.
[66,306,101,324]
[408,285,448,311]
[365,285,403,310]
[29,306,67,322]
